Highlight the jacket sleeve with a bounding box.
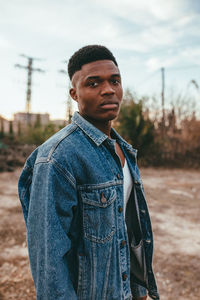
[131,281,147,299]
[19,159,78,300]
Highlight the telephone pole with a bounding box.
[58,67,73,123]
[161,67,165,136]
[15,54,45,114]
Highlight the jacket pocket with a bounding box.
[80,187,117,243]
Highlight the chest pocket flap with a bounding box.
[80,187,117,243]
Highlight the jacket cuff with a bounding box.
[131,282,147,299]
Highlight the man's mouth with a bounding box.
[100,101,119,110]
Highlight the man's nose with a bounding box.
[101,81,115,95]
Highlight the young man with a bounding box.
[18,45,159,300]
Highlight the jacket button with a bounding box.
[145,239,151,244]
[100,193,107,203]
[117,173,121,179]
[118,206,123,213]
[120,240,126,247]
[122,273,127,281]
[72,206,77,213]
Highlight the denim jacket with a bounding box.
[18,112,159,300]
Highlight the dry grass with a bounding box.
[0,168,199,299]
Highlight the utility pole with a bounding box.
[15,54,45,115]
[161,67,165,136]
[58,66,73,123]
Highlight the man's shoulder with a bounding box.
[40,123,78,152]
[25,123,81,168]
[39,122,88,159]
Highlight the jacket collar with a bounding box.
[72,112,137,155]
[72,112,108,146]
[111,127,137,155]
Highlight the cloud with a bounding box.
[0,0,199,118]
[93,0,187,23]
[0,35,12,48]
[146,56,179,71]
[1,0,199,57]
[180,47,200,66]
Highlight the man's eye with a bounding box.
[89,82,98,87]
[111,79,120,85]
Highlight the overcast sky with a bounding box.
[0,0,200,120]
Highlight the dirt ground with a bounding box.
[0,168,199,300]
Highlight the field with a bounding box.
[0,168,199,299]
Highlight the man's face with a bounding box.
[70,60,123,123]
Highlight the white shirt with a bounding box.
[122,159,133,215]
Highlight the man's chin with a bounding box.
[99,110,119,122]
[80,110,119,123]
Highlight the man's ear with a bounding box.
[70,88,78,102]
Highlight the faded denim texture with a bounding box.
[18,112,159,300]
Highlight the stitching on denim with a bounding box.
[82,187,116,243]
[102,239,113,300]
[52,158,76,188]
[73,119,107,146]
[81,190,117,208]
[84,229,115,244]
[35,157,48,164]
[91,242,97,299]
[47,123,78,160]
[78,180,123,191]
[77,255,86,299]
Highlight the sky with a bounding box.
[0,0,200,120]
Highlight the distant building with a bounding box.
[0,116,10,134]
[0,113,66,136]
[14,112,50,126]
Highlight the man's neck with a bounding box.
[80,114,112,137]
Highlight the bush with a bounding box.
[115,90,155,162]
[17,122,64,146]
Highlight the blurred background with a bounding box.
[0,0,199,299]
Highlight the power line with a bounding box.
[58,64,72,123]
[167,65,200,71]
[137,69,160,87]
[136,64,199,88]
[161,67,165,136]
[15,54,45,114]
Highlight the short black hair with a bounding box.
[68,45,118,80]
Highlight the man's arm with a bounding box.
[20,160,78,300]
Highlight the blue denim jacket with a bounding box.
[18,112,159,300]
